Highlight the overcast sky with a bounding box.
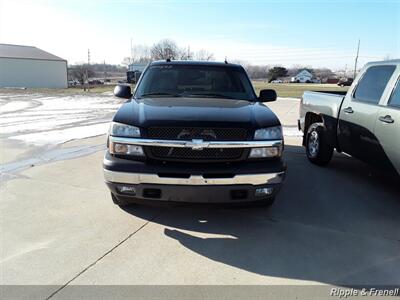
[0,0,399,69]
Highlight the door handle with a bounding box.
[379,115,394,124]
[343,107,354,114]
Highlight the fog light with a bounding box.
[255,187,274,197]
[116,185,136,195]
[249,147,280,158]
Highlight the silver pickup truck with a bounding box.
[299,60,400,176]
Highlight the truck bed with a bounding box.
[300,91,345,122]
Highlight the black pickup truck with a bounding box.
[104,60,286,206]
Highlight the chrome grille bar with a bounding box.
[110,136,283,149]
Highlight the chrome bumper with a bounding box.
[104,170,285,186]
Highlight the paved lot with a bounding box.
[1,94,399,298]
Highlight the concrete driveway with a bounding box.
[1,95,399,299]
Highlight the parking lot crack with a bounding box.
[45,211,163,300]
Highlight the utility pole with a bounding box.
[85,49,90,91]
[130,38,133,64]
[103,60,106,82]
[353,39,360,79]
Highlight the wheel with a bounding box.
[111,193,133,207]
[305,123,333,166]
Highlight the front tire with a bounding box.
[305,123,333,166]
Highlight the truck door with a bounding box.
[374,73,400,174]
[338,65,397,165]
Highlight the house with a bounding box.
[0,43,68,88]
[291,70,313,83]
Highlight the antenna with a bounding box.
[353,39,360,79]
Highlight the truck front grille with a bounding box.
[147,127,248,141]
[145,127,249,162]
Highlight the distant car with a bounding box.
[337,78,354,87]
[89,79,104,85]
[68,80,79,86]
[270,79,283,83]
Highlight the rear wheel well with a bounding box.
[303,113,323,145]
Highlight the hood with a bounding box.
[113,97,281,129]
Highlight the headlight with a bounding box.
[109,142,144,156]
[254,126,282,140]
[110,122,140,137]
[249,146,282,158]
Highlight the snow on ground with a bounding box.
[0,93,122,145]
[0,101,32,113]
[12,123,110,145]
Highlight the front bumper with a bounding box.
[103,152,286,204]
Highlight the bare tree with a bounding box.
[230,59,253,69]
[151,39,179,60]
[69,64,95,84]
[124,39,216,62]
[313,68,335,81]
[132,44,151,63]
[121,57,132,67]
[245,65,270,79]
[194,49,214,61]
[178,46,194,60]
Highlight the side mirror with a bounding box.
[258,89,277,102]
[114,85,132,99]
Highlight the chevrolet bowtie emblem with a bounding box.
[185,139,209,150]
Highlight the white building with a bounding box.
[0,44,68,88]
[291,70,313,83]
[128,63,147,72]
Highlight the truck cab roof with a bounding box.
[150,60,243,68]
[365,59,400,67]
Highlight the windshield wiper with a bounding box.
[139,92,182,98]
[182,93,234,99]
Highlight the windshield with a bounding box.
[135,64,257,101]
